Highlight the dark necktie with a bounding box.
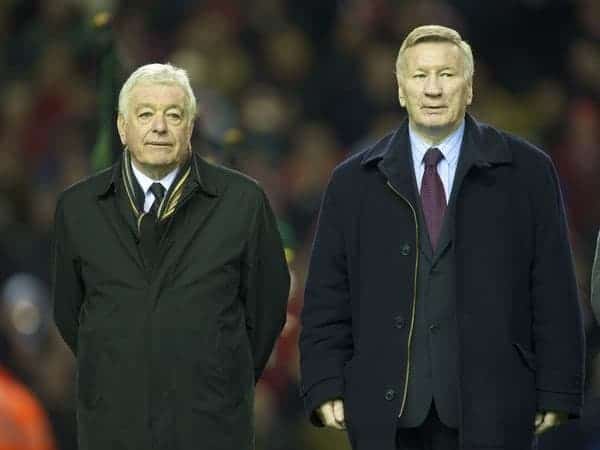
[420,147,447,250]
[149,182,166,220]
[139,183,165,268]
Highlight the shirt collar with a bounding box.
[130,162,180,195]
[409,119,465,166]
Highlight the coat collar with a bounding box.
[360,113,513,171]
[95,151,219,199]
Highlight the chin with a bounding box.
[423,113,449,123]
[137,157,175,171]
[424,115,458,128]
[144,152,177,164]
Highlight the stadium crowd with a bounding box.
[0,0,599,449]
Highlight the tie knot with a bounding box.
[149,182,166,203]
[423,147,444,168]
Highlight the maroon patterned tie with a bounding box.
[420,148,447,250]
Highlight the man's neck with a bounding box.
[409,121,463,147]
[131,159,180,181]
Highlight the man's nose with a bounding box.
[424,76,442,96]
[151,113,167,133]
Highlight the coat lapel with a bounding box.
[150,155,221,296]
[433,115,513,263]
[379,124,436,262]
[380,123,418,206]
[362,119,432,262]
[95,162,146,273]
[361,114,513,264]
[361,120,420,212]
[453,114,513,186]
[429,122,479,264]
[93,154,223,290]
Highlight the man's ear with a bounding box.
[117,114,127,146]
[187,120,195,151]
[466,80,473,106]
[398,85,406,108]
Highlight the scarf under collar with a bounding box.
[121,149,191,231]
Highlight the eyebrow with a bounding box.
[413,65,456,71]
[135,103,185,111]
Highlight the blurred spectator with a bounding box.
[0,363,57,450]
[0,276,59,450]
[553,99,600,242]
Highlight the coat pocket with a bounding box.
[512,342,536,372]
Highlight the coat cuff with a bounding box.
[536,389,584,417]
[301,376,344,427]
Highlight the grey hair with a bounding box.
[395,25,474,81]
[118,63,197,123]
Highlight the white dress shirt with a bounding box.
[409,120,465,202]
[130,163,179,213]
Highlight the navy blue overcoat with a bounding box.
[300,115,585,450]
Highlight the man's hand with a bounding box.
[316,399,346,430]
[534,411,569,435]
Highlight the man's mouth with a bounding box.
[422,106,447,114]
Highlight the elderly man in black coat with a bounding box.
[299,25,584,450]
[52,63,290,450]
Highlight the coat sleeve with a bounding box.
[299,173,353,426]
[241,189,290,382]
[530,156,585,416]
[590,230,600,326]
[51,196,84,355]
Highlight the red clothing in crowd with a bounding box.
[0,366,56,450]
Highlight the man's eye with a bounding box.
[414,73,426,79]
[167,113,182,120]
[441,72,454,77]
[139,112,152,119]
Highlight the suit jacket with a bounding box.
[299,114,585,450]
[52,152,290,450]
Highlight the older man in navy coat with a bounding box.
[299,25,585,450]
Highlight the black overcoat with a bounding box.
[300,115,585,450]
[52,152,290,450]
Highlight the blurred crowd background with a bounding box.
[0,0,599,449]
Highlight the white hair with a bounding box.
[118,63,197,123]
[395,25,474,81]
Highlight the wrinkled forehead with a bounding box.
[403,40,464,70]
[130,82,187,105]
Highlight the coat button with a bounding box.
[394,315,406,329]
[384,389,396,401]
[400,243,411,256]
[429,324,440,334]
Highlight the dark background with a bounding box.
[0,0,599,448]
